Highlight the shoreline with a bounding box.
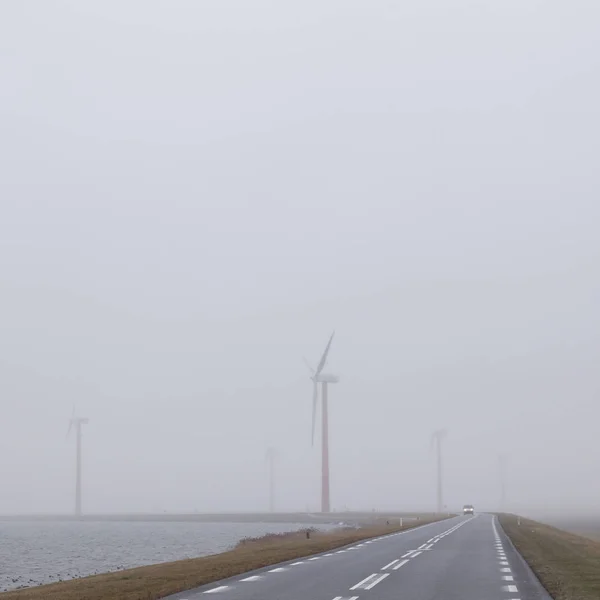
[0,516,447,600]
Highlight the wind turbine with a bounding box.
[304,331,339,513]
[67,407,89,517]
[265,447,277,513]
[499,453,508,512]
[431,429,447,513]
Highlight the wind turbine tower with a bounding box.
[265,447,277,513]
[499,453,508,511]
[304,331,339,513]
[67,409,89,517]
[431,429,447,513]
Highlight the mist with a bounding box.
[1,1,599,518]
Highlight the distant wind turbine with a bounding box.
[265,447,277,513]
[499,453,508,511]
[67,407,89,517]
[431,429,447,513]
[304,331,339,513]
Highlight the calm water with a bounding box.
[0,520,317,592]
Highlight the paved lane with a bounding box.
[164,514,551,600]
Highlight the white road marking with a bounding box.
[240,576,262,582]
[503,585,519,593]
[392,559,410,570]
[332,597,359,600]
[401,551,415,558]
[500,568,512,572]
[350,574,379,590]
[336,550,346,554]
[269,567,287,572]
[502,575,515,581]
[308,557,321,561]
[423,544,434,550]
[410,551,423,558]
[363,573,390,590]
[500,561,509,565]
[204,586,229,594]
[382,559,399,570]
[418,543,428,549]
[325,553,334,557]
[291,561,304,566]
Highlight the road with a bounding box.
[164,514,551,600]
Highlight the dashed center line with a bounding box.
[382,559,399,570]
[363,573,389,590]
[392,559,410,570]
[350,574,379,590]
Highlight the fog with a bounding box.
[1,1,598,518]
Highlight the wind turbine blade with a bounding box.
[315,331,335,375]
[303,357,315,374]
[311,381,318,446]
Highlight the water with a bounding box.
[0,520,317,592]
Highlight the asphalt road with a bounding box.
[164,514,551,600]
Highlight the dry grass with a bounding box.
[499,514,600,600]
[0,518,444,600]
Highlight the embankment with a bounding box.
[0,517,446,600]
[499,513,600,600]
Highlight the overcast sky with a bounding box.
[0,1,599,517]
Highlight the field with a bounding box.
[499,514,600,600]
[0,516,445,600]
[542,517,600,542]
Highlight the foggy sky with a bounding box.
[1,1,599,516]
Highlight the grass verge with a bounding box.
[0,517,446,600]
[499,514,600,600]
